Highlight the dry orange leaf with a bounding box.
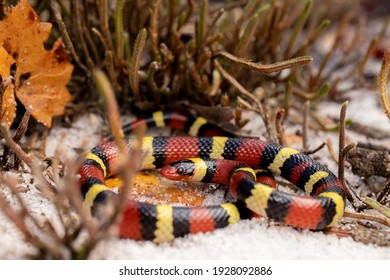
[0,0,73,127]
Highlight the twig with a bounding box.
[0,123,33,168]
[93,69,126,154]
[275,108,285,145]
[92,70,144,241]
[364,197,390,219]
[344,210,390,227]
[303,142,326,156]
[214,59,273,140]
[338,101,348,182]
[12,106,32,143]
[377,48,390,121]
[338,101,355,202]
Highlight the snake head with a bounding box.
[160,159,196,181]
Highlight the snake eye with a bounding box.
[176,165,185,174]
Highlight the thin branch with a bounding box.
[344,210,390,227]
[0,123,33,168]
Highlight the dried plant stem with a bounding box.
[13,106,32,143]
[207,69,222,97]
[115,0,125,64]
[204,7,224,42]
[50,0,88,74]
[283,81,293,116]
[150,0,161,59]
[291,19,330,57]
[338,101,348,182]
[97,0,115,56]
[326,138,338,164]
[72,0,94,69]
[304,142,326,156]
[148,61,160,94]
[62,149,97,239]
[275,108,286,145]
[90,27,107,53]
[93,69,125,154]
[0,123,33,168]
[356,37,378,82]
[235,4,269,57]
[344,210,390,227]
[196,0,208,56]
[293,83,329,100]
[377,48,390,121]
[364,197,390,219]
[0,174,64,259]
[129,28,148,101]
[105,50,121,92]
[338,102,355,202]
[168,0,176,36]
[234,0,261,41]
[311,11,353,87]
[216,51,313,74]
[92,70,144,240]
[0,177,34,242]
[214,59,273,140]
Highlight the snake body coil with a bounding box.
[78,111,347,242]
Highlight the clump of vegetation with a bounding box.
[0,0,389,259]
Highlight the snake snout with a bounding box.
[160,165,182,180]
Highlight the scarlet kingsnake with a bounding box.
[78,111,347,242]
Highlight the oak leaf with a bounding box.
[0,0,73,127]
